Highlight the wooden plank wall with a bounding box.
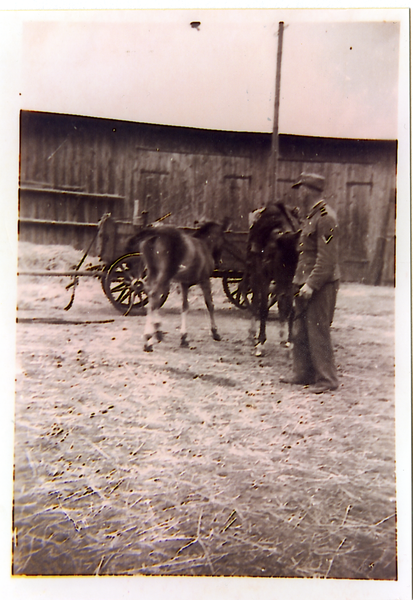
[19,112,272,249]
[19,112,396,285]
[19,112,127,249]
[277,136,397,285]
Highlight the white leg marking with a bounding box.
[249,316,257,342]
[181,308,188,337]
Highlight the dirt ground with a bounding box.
[13,242,397,579]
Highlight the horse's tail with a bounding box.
[125,227,153,254]
[140,227,187,280]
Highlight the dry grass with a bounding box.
[13,242,397,579]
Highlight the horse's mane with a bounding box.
[126,225,183,253]
[273,201,301,232]
[193,217,230,239]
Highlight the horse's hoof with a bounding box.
[180,335,189,348]
[255,346,263,357]
[155,330,163,342]
[212,330,221,342]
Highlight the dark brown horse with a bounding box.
[130,220,229,352]
[244,201,301,356]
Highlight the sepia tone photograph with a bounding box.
[2,5,411,600]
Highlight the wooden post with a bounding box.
[132,199,140,225]
[271,21,284,201]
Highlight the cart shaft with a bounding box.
[17,270,105,278]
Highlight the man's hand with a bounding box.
[299,282,313,299]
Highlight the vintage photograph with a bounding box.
[3,6,411,600]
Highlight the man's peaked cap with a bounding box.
[292,172,325,192]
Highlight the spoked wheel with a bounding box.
[267,282,278,309]
[102,253,148,315]
[222,275,252,309]
[222,275,278,310]
[102,253,169,316]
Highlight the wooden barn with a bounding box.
[18,110,396,285]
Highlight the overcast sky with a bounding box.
[19,8,403,140]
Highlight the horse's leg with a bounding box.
[200,280,221,341]
[286,308,294,348]
[249,311,258,342]
[180,284,190,347]
[143,289,155,352]
[255,279,270,357]
[247,260,262,347]
[141,241,157,352]
[152,278,170,343]
[248,270,259,343]
[277,288,293,348]
[152,306,163,342]
[277,296,288,346]
[248,290,259,343]
[143,278,168,351]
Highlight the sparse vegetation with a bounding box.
[13,243,396,578]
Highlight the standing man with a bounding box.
[280,172,340,393]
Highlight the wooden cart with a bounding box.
[95,213,257,316]
[18,212,277,315]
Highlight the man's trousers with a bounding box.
[291,280,339,388]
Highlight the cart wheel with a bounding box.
[223,276,278,310]
[268,282,278,309]
[102,253,168,316]
[222,275,252,309]
[102,254,147,315]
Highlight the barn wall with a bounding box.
[19,111,396,285]
[277,135,397,285]
[19,111,273,245]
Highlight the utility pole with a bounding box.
[270,21,284,201]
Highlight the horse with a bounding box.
[128,219,229,352]
[244,201,301,357]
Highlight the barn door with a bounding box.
[340,182,372,281]
[136,170,170,224]
[223,175,251,231]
